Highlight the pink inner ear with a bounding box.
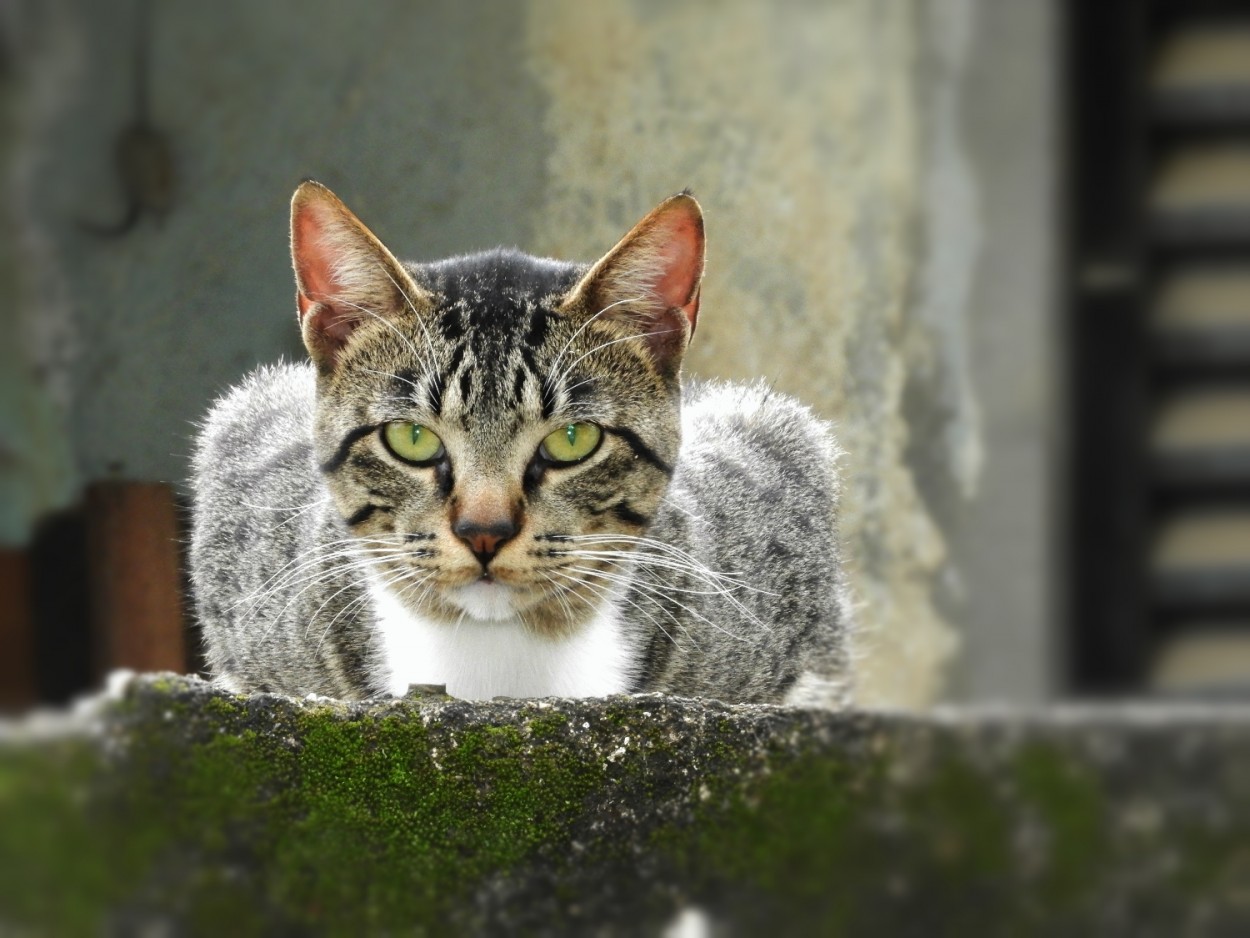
[292,205,343,319]
[648,208,703,334]
[652,215,702,309]
[291,199,370,371]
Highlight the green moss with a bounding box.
[662,749,863,934]
[1012,743,1108,901]
[525,712,571,739]
[0,742,164,936]
[1170,811,1250,901]
[658,743,1103,934]
[909,755,1014,876]
[83,700,629,934]
[4,682,1250,935]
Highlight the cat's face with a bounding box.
[290,182,704,635]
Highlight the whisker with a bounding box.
[546,567,690,651]
[313,566,433,654]
[381,268,445,403]
[237,496,326,513]
[561,555,742,598]
[228,539,411,633]
[328,291,441,402]
[227,536,407,613]
[559,533,776,595]
[553,327,679,395]
[570,564,761,645]
[660,495,705,523]
[545,294,645,410]
[248,550,408,639]
[560,548,753,588]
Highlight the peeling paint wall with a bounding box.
[9,0,1059,704]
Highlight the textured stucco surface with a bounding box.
[2,673,1250,936]
[933,0,1058,702]
[1,2,81,544]
[523,1,959,705]
[8,1,1062,704]
[14,0,548,495]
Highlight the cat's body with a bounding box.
[191,184,852,706]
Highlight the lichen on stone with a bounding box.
[2,674,1249,936]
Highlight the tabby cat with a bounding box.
[191,181,852,706]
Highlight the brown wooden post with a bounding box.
[86,481,187,676]
[0,549,37,711]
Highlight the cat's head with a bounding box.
[290,181,704,635]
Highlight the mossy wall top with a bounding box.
[2,674,1249,936]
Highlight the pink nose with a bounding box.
[452,517,518,567]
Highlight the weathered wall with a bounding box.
[0,2,80,543]
[913,0,1059,703]
[7,1,1060,704]
[2,674,1248,936]
[523,1,958,706]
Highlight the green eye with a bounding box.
[383,422,445,464]
[540,422,602,464]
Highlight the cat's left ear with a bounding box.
[290,180,433,373]
[562,192,705,375]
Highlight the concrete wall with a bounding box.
[4,674,1249,935]
[936,1,1060,703]
[6,0,1059,705]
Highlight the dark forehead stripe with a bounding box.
[541,357,600,422]
[409,253,572,351]
[390,367,439,414]
[426,369,445,416]
[518,344,542,379]
[435,305,468,343]
[525,306,551,346]
[562,374,599,407]
[511,366,528,405]
[399,251,587,421]
[391,368,417,397]
[432,342,470,415]
[416,252,581,340]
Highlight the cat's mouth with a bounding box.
[413,564,580,630]
[447,564,523,588]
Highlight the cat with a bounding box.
[190,181,853,707]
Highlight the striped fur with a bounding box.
[191,184,853,705]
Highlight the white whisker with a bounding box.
[570,563,761,645]
[545,568,689,652]
[554,327,679,394]
[546,294,645,400]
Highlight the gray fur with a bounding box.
[191,188,852,706]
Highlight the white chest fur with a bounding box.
[367,578,638,700]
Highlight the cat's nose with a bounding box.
[452,516,519,568]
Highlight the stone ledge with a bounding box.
[1,674,1249,936]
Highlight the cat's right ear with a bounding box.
[560,192,705,378]
[290,181,433,373]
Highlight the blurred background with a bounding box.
[2,0,1248,712]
